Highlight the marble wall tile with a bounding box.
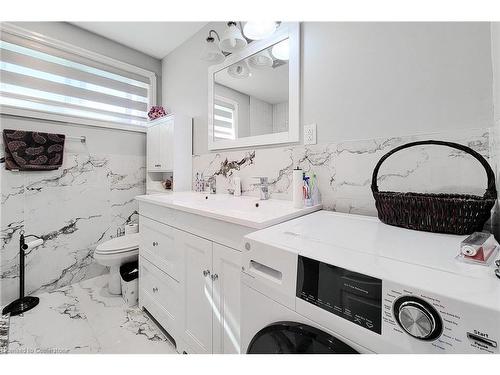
[490,125,500,239]
[107,155,145,239]
[1,149,146,306]
[193,127,495,219]
[2,126,497,307]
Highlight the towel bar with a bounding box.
[67,135,86,143]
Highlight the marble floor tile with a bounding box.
[0,314,9,354]
[6,275,177,354]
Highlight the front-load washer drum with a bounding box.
[247,322,359,354]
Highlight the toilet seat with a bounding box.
[93,233,140,295]
[95,233,139,255]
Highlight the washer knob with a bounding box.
[393,296,443,341]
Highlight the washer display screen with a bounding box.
[296,255,382,334]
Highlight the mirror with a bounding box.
[214,40,289,140]
[208,23,299,150]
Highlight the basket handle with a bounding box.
[370,140,497,199]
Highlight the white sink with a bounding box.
[136,192,322,229]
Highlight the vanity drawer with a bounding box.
[140,216,182,282]
[139,256,183,340]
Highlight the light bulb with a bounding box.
[243,21,278,40]
[227,61,251,79]
[271,39,289,60]
[201,38,224,63]
[219,22,247,53]
[248,50,273,69]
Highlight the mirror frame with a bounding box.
[208,22,300,150]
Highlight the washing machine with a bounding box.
[241,211,500,354]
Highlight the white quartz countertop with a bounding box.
[136,192,322,229]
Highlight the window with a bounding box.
[213,95,238,140]
[0,24,156,129]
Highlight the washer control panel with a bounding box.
[393,296,443,341]
[383,282,499,354]
[297,255,382,334]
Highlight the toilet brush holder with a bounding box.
[2,231,43,316]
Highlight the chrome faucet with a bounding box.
[256,177,270,200]
[206,176,217,194]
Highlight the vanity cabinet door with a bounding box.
[181,231,213,354]
[158,118,174,171]
[212,243,242,354]
[139,216,183,282]
[147,120,174,172]
[139,256,182,339]
[147,124,160,171]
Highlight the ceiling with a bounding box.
[71,22,207,59]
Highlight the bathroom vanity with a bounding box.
[135,22,314,354]
[135,192,321,354]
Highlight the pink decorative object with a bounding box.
[148,106,167,120]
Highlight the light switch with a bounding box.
[304,123,317,145]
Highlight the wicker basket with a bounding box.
[371,140,497,235]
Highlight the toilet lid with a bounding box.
[95,233,139,254]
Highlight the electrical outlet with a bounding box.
[304,123,317,145]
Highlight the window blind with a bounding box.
[0,30,154,126]
[214,97,237,140]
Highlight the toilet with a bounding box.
[94,233,139,295]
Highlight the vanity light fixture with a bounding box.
[202,22,284,64]
[248,49,273,69]
[201,30,226,63]
[219,22,248,53]
[227,60,251,79]
[271,38,290,60]
[243,21,280,40]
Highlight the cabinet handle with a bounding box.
[152,241,158,246]
[152,287,158,293]
[211,273,218,281]
[203,270,211,277]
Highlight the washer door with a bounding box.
[247,321,359,354]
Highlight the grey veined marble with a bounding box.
[7,275,175,354]
[1,151,146,307]
[194,127,496,218]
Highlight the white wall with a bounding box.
[162,22,494,155]
[215,83,251,138]
[9,21,163,104]
[162,22,226,155]
[493,23,500,127]
[249,96,273,136]
[491,22,500,239]
[1,116,145,156]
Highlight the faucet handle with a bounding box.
[206,175,217,194]
[253,176,268,184]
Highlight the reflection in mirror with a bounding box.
[213,38,289,142]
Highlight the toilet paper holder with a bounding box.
[2,230,44,316]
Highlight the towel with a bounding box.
[2,129,65,171]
